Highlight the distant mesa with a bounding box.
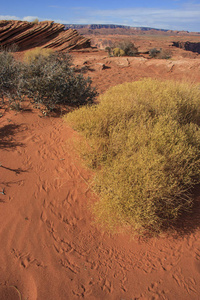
[0,20,91,51]
[65,24,131,30]
[64,24,199,36]
[64,24,169,31]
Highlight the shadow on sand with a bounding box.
[0,123,25,150]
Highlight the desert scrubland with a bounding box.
[1,25,200,299]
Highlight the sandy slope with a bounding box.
[1,52,200,299]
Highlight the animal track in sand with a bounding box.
[172,270,197,295]
[11,248,45,269]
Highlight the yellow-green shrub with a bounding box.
[113,48,125,57]
[65,78,200,233]
[23,47,53,63]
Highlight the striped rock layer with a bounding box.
[0,20,91,51]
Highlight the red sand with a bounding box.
[1,50,200,300]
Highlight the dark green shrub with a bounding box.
[0,50,97,112]
[0,51,23,109]
[66,79,200,234]
[105,46,112,56]
[22,52,97,111]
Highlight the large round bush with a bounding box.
[66,78,200,233]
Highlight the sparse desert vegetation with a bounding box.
[149,47,172,59]
[1,22,200,300]
[0,50,24,110]
[106,40,139,57]
[66,78,200,233]
[0,49,97,112]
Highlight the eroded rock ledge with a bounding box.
[172,41,200,54]
[0,20,91,51]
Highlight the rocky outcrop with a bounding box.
[0,20,91,51]
[172,41,200,54]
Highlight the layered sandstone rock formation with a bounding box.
[172,41,200,54]
[0,20,91,51]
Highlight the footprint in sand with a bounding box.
[194,259,200,274]
[0,285,21,300]
[1,272,37,300]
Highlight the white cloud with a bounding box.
[0,15,50,23]
[22,16,39,22]
[0,15,19,20]
[0,15,41,22]
[53,18,70,24]
[0,3,199,32]
[60,3,199,31]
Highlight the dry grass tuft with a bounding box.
[65,78,200,234]
[23,47,53,63]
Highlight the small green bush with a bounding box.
[149,48,171,59]
[149,48,161,58]
[105,46,112,56]
[65,78,200,234]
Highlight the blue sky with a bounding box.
[0,0,200,32]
